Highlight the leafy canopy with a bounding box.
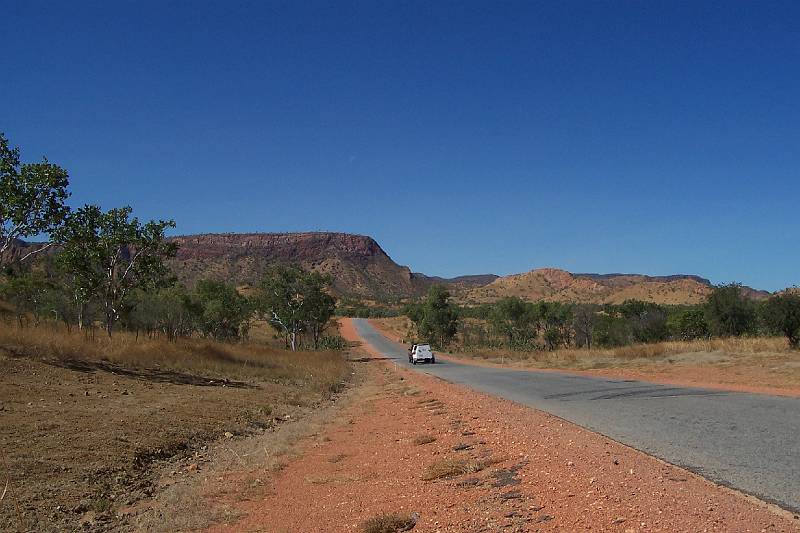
[0,132,70,261]
[53,205,176,335]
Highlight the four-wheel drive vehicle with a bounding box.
[408,343,435,365]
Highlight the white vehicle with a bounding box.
[408,343,435,365]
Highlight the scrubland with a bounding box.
[0,320,351,531]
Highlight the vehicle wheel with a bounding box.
[431,356,435,364]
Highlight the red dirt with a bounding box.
[366,319,800,399]
[205,319,799,532]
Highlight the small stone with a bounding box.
[224,431,233,438]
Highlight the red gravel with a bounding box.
[205,319,799,532]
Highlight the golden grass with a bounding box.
[370,317,414,342]
[413,434,436,445]
[361,513,417,533]
[0,321,349,390]
[454,336,794,369]
[422,457,501,481]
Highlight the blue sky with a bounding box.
[1,1,798,290]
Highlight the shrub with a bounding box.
[705,283,757,337]
[760,293,800,348]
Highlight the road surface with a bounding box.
[352,318,800,513]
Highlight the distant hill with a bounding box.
[4,233,774,304]
[415,273,500,289]
[462,268,770,305]
[0,239,50,265]
[168,232,425,299]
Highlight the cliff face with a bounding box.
[3,233,772,304]
[168,232,420,298]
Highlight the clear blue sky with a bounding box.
[2,1,798,290]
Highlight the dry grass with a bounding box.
[0,322,348,391]
[361,512,417,533]
[0,319,354,531]
[413,434,436,445]
[422,457,499,481]
[455,336,794,370]
[370,317,414,342]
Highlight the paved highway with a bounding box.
[352,318,800,513]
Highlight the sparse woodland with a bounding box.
[396,283,800,352]
[0,132,342,351]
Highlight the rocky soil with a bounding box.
[203,320,799,532]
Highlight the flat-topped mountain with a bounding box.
[168,232,423,298]
[4,233,772,304]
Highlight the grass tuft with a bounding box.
[422,457,493,481]
[361,513,417,533]
[413,435,436,445]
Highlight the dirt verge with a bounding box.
[204,319,799,532]
[0,338,350,531]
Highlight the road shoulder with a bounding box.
[202,319,799,532]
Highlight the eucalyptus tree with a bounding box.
[0,133,70,266]
[254,265,336,351]
[54,205,176,336]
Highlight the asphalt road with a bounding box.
[352,318,800,513]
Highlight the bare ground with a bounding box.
[199,319,800,532]
[0,328,351,532]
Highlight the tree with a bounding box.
[53,205,176,336]
[194,280,250,341]
[0,133,70,265]
[668,306,709,341]
[0,270,51,326]
[593,312,630,348]
[760,293,800,348]
[704,283,756,337]
[125,285,199,341]
[619,300,669,344]
[572,305,596,348]
[300,271,336,349]
[408,285,459,348]
[489,297,534,348]
[534,302,574,350]
[254,265,337,351]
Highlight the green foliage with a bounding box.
[0,271,52,324]
[619,300,669,343]
[194,280,251,341]
[534,302,574,350]
[668,307,709,341]
[317,335,348,350]
[760,293,800,348]
[0,133,70,264]
[254,265,337,350]
[572,304,597,348]
[592,313,631,347]
[704,283,757,337]
[406,285,459,348]
[126,285,200,341]
[488,297,536,349]
[336,303,398,318]
[53,205,176,336]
